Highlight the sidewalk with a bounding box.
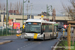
[0,35,16,45]
[0,34,25,45]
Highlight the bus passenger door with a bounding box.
[43,25,50,39]
[44,32,50,39]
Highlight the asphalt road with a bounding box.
[0,32,63,50]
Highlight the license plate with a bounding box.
[33,33,38,39]
[16,34,21,36]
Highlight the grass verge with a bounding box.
[55,40,75,50]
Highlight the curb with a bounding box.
[0,40,12,45]
[52,40,61,50]
[52,35,62,50]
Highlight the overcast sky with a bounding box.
[1,0,71,15]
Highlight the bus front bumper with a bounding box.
[24,35,43,40]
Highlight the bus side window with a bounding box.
[44,25,49,32]
[42,25,45,32]
[49,25,52,32]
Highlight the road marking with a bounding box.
[17,42,33,50]
[17,42,42,50]
[17,48,20,50]
[21,47,23,48]
[23,46,25,47]
[25,45,27,46]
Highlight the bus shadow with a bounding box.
[25,38,57,42]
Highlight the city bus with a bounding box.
[24,19,58,41]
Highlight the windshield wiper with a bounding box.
[26,31,39,33]
[30,31,37,33]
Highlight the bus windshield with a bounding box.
[25,22,41,33]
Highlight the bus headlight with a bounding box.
[38,34,43,37]
[25,34,27,36]
[38,35,41,36]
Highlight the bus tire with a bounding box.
[28,39,31,41]
[55,36,57,39]
[56,33,58,37]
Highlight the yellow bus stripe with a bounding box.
[34,33,38,39]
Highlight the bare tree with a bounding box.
[10,2,12,10]
[16,2,19,11]
[52,9,56,22]
[0,3,3,11]
[0,3,5,13]
[20,3,23,15]
[3,4,5,11]
[8,1,22,15]
[63,0,75,45]
[14,1,22,14]
[14,3,17,10]
[0,3,1,10]
[63,0,75,20]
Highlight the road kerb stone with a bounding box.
[52,35,62,50]
[53,40,61,50]
[0,40,12,45]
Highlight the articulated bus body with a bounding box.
[24,19,58,41]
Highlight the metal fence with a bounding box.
[0,28,17,36]
[0,27,25,36]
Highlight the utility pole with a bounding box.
[22,0,30,30]
[30,3,33,19]
[26,4,28,16]
[23,0,24,26]
[6,0,8,35]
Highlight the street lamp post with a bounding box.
[22,0,30,31]
[6,0,8,35]
[30,3,33,19]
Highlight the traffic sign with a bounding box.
[41,15,44,18]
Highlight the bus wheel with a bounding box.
[56,33,58,37]
[28,39,31,41]
[55,36,57,39]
